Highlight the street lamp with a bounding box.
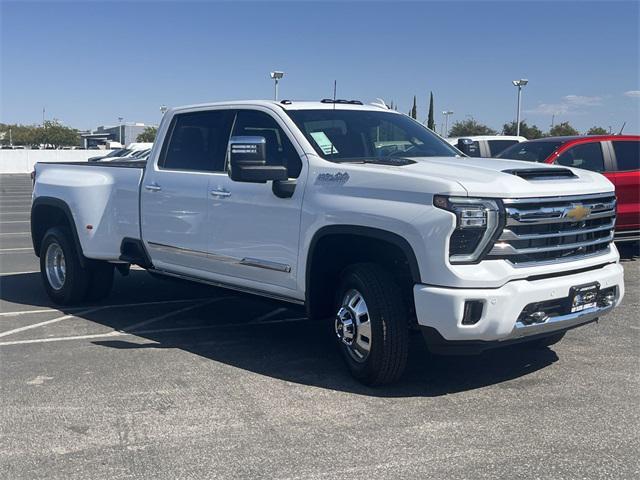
[512,79,528,137]
[118,117,124,145]
[442,110,454,136]
[270,71,285,101]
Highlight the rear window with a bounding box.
[488,139,519,156]
[497,141,564,162]
[612,141,640,171]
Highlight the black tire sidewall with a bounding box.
[335,263,408,385]
[40,227,89,305]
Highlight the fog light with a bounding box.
[462,300,483,325]
[521,311,549,326]
[599,289,616,307]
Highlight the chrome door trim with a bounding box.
[239,257,292,273]
[147,241,212,259]
[147,242,291,273]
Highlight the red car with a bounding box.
[498,135,640,243]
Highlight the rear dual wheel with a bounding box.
[40,226,114,306]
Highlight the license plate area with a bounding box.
[569,282,600,313]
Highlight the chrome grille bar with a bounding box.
[488,193,616,264]
[498,220,615,241]
[490,232,614,256]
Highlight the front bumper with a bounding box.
[414,262,624,346]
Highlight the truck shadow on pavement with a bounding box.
[1,271,559,398]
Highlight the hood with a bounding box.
[402,156,614,198]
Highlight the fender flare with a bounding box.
[305,225,422,304]
[31,196,86,267]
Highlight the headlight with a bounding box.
[434,195,501,264]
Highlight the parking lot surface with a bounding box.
[1,173,638,479]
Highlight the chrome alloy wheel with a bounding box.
[45,242,66,290]
[335,289,372,362]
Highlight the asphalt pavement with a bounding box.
[1,173,638,479]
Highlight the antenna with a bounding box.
[618,121,626,135]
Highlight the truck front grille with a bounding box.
[488,193,616,265]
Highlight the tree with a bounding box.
[502,121,543,139]
[449,119,497,137]
[410,96,417,119]
[548,121,579,137]
[587,126,608,135]
[427,92,435,131]
[137,126,158,143]
[38,120,80,147]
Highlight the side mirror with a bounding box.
[228,136,288,183]
[456,138,476,156]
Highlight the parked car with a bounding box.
[88,148,131,162]
[31,100,624,385]
[447,135,526,157]
[498,135,640,243]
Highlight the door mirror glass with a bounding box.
[228,136,288,183]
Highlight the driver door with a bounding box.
[206,108,305,291]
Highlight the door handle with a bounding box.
[210,189,231,198]
[145,183,162,192]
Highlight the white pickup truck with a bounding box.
[31,100,625,385]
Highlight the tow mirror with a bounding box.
[456,138,479,157]
[228,136,288,183]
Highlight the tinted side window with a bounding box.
[467,141,481,157]
[231,110,302,178]
[612,141,640,171]
[488,140,518,156]
[160,110,234,171]
[555,142,605,172]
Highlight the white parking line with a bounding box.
[0,247,32,252]
[0,220,29,224]
[0,232,30,236]
[0,298,203,318]
[0,270,39,276]
[0,212,30,215]
[0,307,103,338]
[249,307,288,324]
[0,317,310,347]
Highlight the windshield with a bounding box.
[286,109,459,162]
[497,140,565,162]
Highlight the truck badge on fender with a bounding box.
[315,172,350,186]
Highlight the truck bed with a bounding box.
[33,162,145,261]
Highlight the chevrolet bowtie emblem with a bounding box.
[566,205,591,221]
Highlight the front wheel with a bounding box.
[334,263,409,386]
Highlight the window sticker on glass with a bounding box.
[310,131,338,155]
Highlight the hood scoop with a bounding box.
[502,167,577,181]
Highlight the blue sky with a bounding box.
[1,0,639,134]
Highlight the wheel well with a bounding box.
[31,201,81,261]
[306,229,419,322]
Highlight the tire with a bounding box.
[526,331,566,349]
[40,226,90,305]
[85,260,114,302]
[334,263,409,386]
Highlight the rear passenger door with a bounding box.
[141,108,234,275]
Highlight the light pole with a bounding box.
[512,79,528,137]
[270,71,284,100]
[118,117,124,145]
[442,110,453,136]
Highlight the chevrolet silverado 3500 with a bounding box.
[31,100,625,385]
